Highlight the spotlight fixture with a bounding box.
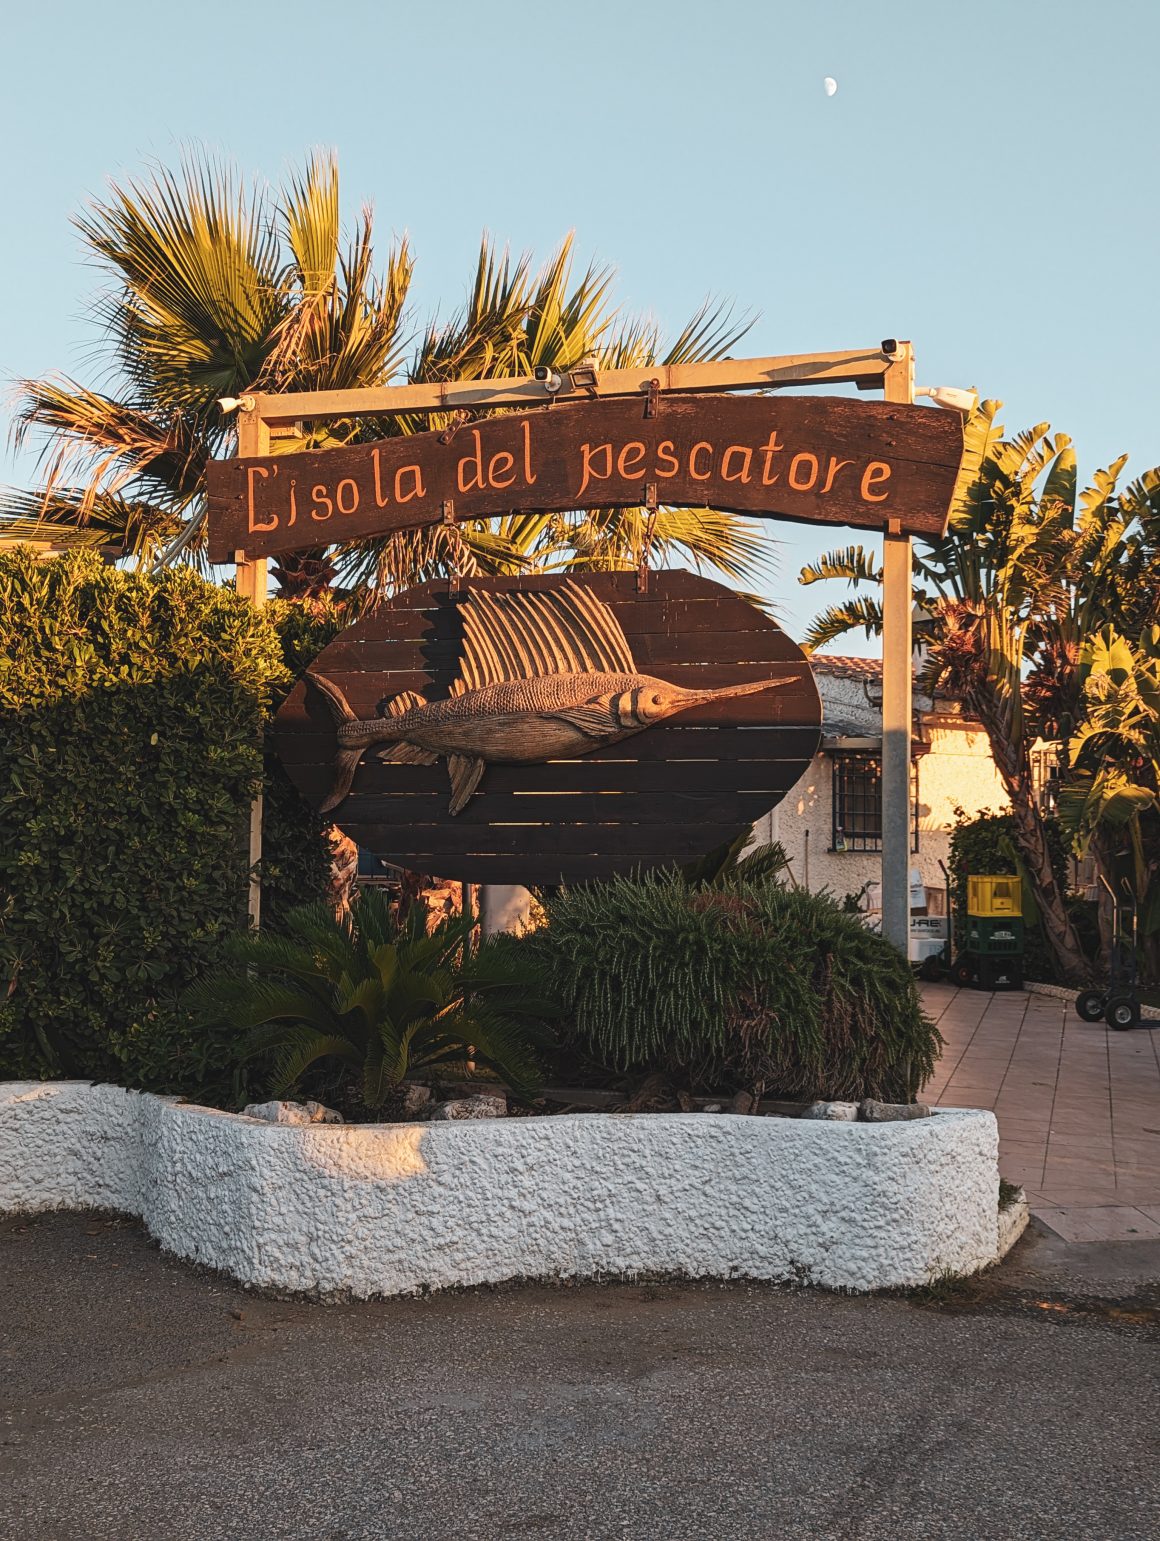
[915,386,978,414]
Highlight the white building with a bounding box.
[753,656,1038,917]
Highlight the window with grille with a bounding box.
[830,752,919,853]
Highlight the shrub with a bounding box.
[515,872,940,1102]
[0,550,303,1090]
[184,890,557,1109]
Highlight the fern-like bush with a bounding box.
[515,873,940,1102]
[185,890,557,1108]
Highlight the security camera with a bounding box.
[880,339,903,361]
[533,365,565,395]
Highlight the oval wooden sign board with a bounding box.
[275,571,822,884]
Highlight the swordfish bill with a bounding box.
[307,581,794,815]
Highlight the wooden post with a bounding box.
[881,346,915,956]
[235,403,270,929]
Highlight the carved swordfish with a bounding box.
[308,581,792,816]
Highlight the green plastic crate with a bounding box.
[966,916,1025,955]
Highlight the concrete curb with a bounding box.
[1,1081,1004,1298]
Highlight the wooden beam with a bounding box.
[880,343,915,957]
[244,347,897,425]
[234,407,269,931]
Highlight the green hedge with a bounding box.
[0,550,332,1095]
[513,873,940,1103]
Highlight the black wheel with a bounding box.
[1075,989,1107,1023]
[918,955,944,982]
[1105,996,1141,1031]
[950,956,975,987]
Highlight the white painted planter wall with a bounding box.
[0,1081,1002,1296]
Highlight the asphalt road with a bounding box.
[1,1214,1158,1541]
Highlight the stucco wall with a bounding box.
[1,1081,1002,1296]
[757,674,1011,904]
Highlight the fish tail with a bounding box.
[320,750,365,814]
[306,671,357,726]
[307,672,368,814]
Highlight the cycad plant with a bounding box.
[799,401,1160,984]
[5,151,770,600]
[184,890,557,1108]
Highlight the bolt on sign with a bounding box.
[206,393,963,563]
[275,571,823,885]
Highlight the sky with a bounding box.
[3,0,1158,649]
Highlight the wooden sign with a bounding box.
[208,393,963,562]
[275,571,823,884]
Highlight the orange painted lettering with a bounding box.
[488,450,516,490]
[759,431,784,485]
[521,419,537,486]
[310,485,333,522]
[721,445,753,484]
[287,480,298,528]
[336,478,359,515]
[395,465,426,503]
[576,442,613,499]
[246,465,277,533]
[688,441,713,481]
[617,441,647,480]
[655,440,680,478]
[821,456,853,494]
[788,453,819,491]
[371,448,390,507]
[457,429,485,493]
[861,461,892,502]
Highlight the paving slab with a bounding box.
[922,982,1160,1238]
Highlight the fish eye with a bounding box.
[651,692,662,706]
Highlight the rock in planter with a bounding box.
[430,1094,508,1121]
[801,1101,859,1122]
[859,1099,932,1122]
[242,1100,344,1126]
[399,1083,432,1118]
[727,1091,756,1115]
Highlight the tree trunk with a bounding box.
[976,704,1091,986]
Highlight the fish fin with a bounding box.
[547,704,618,738]
[377,742,439,767]
[446,754,486,816]
[320,748,364,814]
[380,689,426,718]
[307,671,357,724]
[454,581,636,692]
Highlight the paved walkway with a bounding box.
[922,981,1160,1242]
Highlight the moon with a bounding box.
[823,76,838,97]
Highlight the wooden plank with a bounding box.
[277,742,820,797]
[354,821,752,857]
[243,348,894,424]
[269,784,802,827]
[278,724,819,768]
[375,852,698,885]
[207,392,962,560]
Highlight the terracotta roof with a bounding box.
[810,655,884,680]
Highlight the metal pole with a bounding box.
[881,346,914,956]
[235,404,270,929]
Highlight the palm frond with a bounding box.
[801,596,884,653]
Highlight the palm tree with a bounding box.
[4,152,771,599]
[799,403,1160,985]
